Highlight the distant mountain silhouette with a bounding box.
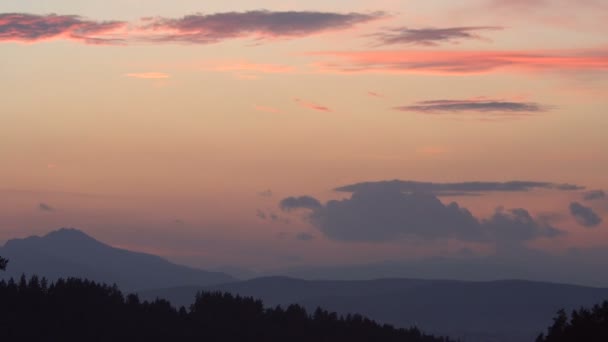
[0,228,235,290]
[140,276,608,342]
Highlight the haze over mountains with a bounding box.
[3,228,608,341]
[0,228,234,290]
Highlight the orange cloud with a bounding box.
[368,91,384,98]
[211,62,295,74]
[310,48,608,75]
[125,72,171,79]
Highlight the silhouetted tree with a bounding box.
[0,256,7,270]
[537,301,608,342]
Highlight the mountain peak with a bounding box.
[45,228,94,240]
[3,228,102,250]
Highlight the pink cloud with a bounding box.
[310,48,608,75]
[294,98,333,112]
[0,13,126,44]
[125,72,171,79]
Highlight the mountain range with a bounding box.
[3,228,608,342]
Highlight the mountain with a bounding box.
[0,228,235,290]
[139,276,608,342]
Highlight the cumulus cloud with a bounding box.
[373,26,502,46]
[307,189,482,242]
[280,196,323,211]
[0,13,126,44]
[335,180,583,196]
[141,10,384,44]
[583,190,606,201]
[395,98,548,116]
[281,185,562,244]
[38,203,55,212]
[482,208,562,247]
[570,202,602,227]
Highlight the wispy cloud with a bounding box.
[140,10,385,44]
[0,13,126,44]
[125,72,171,79]
[254,105,282,114]
[395,98,548,117]
[335,180,584,195]
[367,91,384,98]
[373,26,502,46]
[294,98,333,112]
[38,203,55,212]
[311,49,608,75]
[583,190,606,201]
[212,62,294,74]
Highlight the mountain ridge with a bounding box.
[0,228,235,290]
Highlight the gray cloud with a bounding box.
[258,189,273,198]
[280,196,323,211]
[296,232,315,241]
[256,209,267,220]
[570,202,602,227]
[38,203,55,212]
[142,10,384,44]
[335,180,583,196]
[583,190,606,201]
[374,26,502,46]
[282,185,562,244]
[395,99,548,116]
[257,209,289,224]
[482,208,562,249]
[0,13,125,44]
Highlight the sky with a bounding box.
[1,1,607,281]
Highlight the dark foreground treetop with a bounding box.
[537,301,608,342]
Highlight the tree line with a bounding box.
[3,254,608,341]
[0,273,452,342]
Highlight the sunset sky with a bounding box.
[1,0,607,276]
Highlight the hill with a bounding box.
[140,276,608,342]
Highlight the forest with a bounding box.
[0,271,451,342]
